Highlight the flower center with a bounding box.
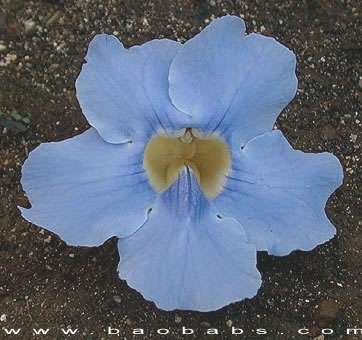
[143,128,231,198]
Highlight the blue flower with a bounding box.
[19,15,343,312]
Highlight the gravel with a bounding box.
[0,0,361,339]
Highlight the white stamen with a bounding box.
[180,130,193,143]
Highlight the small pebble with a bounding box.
[358,78,362,89]
[321,124,337,140]
[48,63,59,72]
[113,295,121,303]
[313,335,324,340]
[24,19,35,33]
[315,299,339,325]
[309,326,320,337]
[226,319,233,327]
[0,53,17,67]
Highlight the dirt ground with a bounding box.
[0,0,361,339]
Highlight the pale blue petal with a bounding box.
[169,15,297,146]
[169,16,246,125]
[117,167,261,311]
[20,128,156,246]
[214,130,343,256]
[76,35,189,144]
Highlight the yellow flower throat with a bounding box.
[143,128,231,198]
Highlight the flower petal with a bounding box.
[20,128,156,246]
[214,130,343,256]
[168,15,297,146]
[76,35,189,144]
[117,167,261,311]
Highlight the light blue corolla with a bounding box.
[20,16,343,312]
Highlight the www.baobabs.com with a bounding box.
[2,326,362,336]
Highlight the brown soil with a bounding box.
[0,0,361,339]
